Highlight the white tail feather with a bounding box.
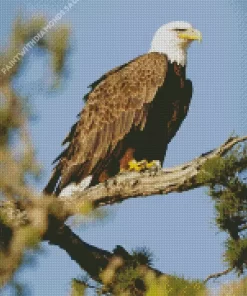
[59,175,92,197]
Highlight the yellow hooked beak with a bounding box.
[178,28,202,42]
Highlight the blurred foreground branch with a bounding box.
[44,217,166,295]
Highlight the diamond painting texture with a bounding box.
[0,1,246,295]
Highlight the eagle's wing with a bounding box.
[44,52,167,194]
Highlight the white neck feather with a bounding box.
[149,42,187,66]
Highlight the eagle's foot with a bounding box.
[127,159,161,172]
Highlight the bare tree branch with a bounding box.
[2,136,246,226]
[204,267,233,283]
[61,136,247,208]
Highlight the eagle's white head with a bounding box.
[149,21,202,66]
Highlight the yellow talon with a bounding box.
[146,161,156,169]
[128,159,142,171]
[127,159,159,172]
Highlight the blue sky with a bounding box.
[1,0,247,295]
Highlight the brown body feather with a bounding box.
[44,52,192,195]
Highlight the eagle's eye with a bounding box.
[174,28,187,32]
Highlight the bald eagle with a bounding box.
[44,21,202,196]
